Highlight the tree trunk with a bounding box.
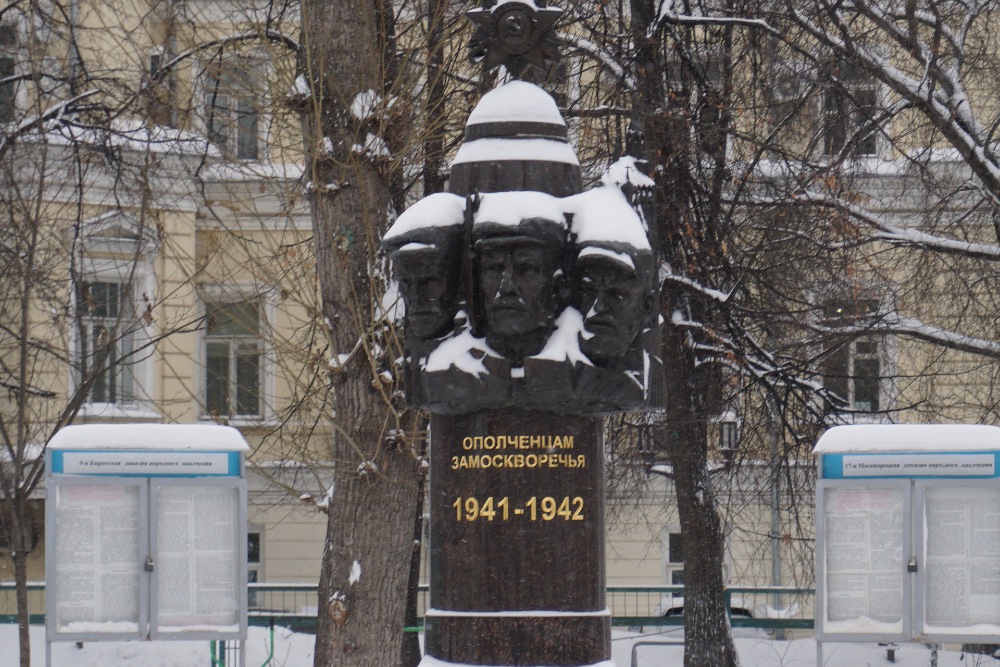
[11,496,31,667]
[300,2,422,665]
[629,0,740,663]
[661,327,740,667]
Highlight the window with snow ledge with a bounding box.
[664,45,727,156]
[73,212,158,417]
[820,297,894,417]
[821,58,881,158]
[145,46,172,127]
[199,288,275,423]
[247,528,262,607]
[665,530,685,585]
[765,53,815,146]
[0,23,18,123]
[199,55,269,161]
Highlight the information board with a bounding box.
[921,484,1000,631]
[820,484,906,635]
[155,484,241,632]
[53,483,143,633]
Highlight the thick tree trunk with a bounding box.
[12,498,31,667]
[300,2,422,665]
[629,0,740,663]
[661,326,740,667]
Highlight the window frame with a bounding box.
[76,280,134,405]
[818,296,894,418]
[820,59,882,158]
[247,528,263,608]
[73,213,157,419]
[197,54,270,161]
[0,22,20,123]
[198,287,274,424]
[662,44,729,156]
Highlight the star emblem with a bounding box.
[467,1,563,76]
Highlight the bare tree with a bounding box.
[549,1,1000,664]
[296,1,471,664]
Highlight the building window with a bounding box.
[145,48,172,127]
[767,58,810,132]
[247,531,261,607]
[823,338,881,412]
[203,59,261,160]
[0,24,17,123]
[205,300,262,418]
[77,281,134,404]
[822,300,883,413]
[666,531,684,585]
[665,48,725,155]
[822,60,879,157]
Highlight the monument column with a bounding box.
[425,412,608,665]
[381,3,660,665]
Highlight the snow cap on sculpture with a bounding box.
[449,81,582,197]
[382,193,467,340]
[471,191,569,363]
[565,185,655,368]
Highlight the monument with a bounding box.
[382,2,661,664]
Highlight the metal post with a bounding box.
[768,401,784,640]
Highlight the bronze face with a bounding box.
[576,258,651,366]
[394,249,459,340]
[477,237,563,359]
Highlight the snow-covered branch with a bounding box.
[738,190,1000,261]
[559,32,636,91]
[0,90,100,159]
[786,2,1000,202]
[154,30,299,84]
[661,265,732,303]
[650,0,776,37]
[808,314,1000,360]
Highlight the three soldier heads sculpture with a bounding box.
[382,80,660,415]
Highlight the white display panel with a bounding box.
[821,485,905,635]
[154,484,241,632]
[53,483,142,633]
[922,485,1000,631]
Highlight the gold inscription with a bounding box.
[452,496,585,522]
[461,435,575,451]
[450,453,586,470]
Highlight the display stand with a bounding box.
[45,424,249,667]
[814,424,1000,662]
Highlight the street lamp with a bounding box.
[719,412,739,459]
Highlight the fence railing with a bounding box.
[0,582,815,632]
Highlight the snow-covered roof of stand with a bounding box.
[383,192,465,242]
[466,81,566,126]
[48,424,251,451]
[814,424,1000,453]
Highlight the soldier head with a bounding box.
[382,193,466,340]
[568,187,654,368]
[473,192,568,362]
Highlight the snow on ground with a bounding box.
[1,625,994,666]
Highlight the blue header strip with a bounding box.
[821,451,1000,479]
[50,450,242,477]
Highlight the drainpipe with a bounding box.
[69,0,80,92]
[769,402,784,640]
[166,0,178,127]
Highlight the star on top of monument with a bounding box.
[467,0,563,79]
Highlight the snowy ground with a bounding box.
[2,625,997,666]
